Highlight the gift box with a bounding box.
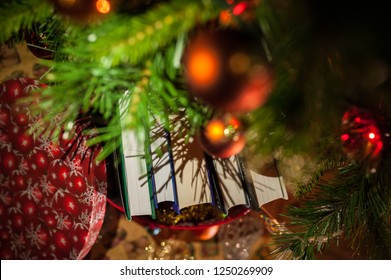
[0,77,107,259]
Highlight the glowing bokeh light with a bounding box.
[187,47,219,87]
[341,133,350,141]
[233,2,248,15]
[96,0,111,14]
[205,120,226,143]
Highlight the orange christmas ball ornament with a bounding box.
[199,114,246,158]
[183,28,273,113]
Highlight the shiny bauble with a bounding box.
[341,106,383,160]
[26,31,54,60]
[183,28,273,113]
[198,114,246,158]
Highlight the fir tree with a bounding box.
[1,0,390,259]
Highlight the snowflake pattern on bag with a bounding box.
[0,78,107,259]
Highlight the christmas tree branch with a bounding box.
[0,0,52,43]
[75,0,221,67]
[272,158,391,259]
[26,0,220,156]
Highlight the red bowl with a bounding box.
[107,197,249,231]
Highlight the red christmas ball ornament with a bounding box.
[199,114,246,158]
[1,150,19,174]
[47,142,64,159]
[10,104,29,127]
[183,28,273,113]
[341,107,384,160]
[0,105,11,128]
[0,228,11,242]
[11,174,28,191]
[21,199,38,217]
[68,174,87,195]
[26,31,55,60]
[30,151,50,175]
[0,201,6,218]
[40,207,58,228]
[71,228,89,251]
[14,131,35,154]
[61,193,80,216]
[48,162,71,188]
[52,230,71,253]
[0,78,26,104]
[9,212,25,232]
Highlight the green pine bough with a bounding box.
[1,0,391,260]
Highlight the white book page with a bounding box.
[121,128,152,216]
[214,157,246,209]
[171,133,212,209]
[150,125,175,203]
[250,169,288,207]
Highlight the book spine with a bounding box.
[145,143,157,219]
[164,129,180,214]
[274,158,288,200]
[117,140,132,220]
[235,155,260,211]
[204,153,227,214]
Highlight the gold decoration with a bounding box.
[154,203,225,226]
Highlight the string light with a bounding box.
[341,133,350,141]
[232,2,248,16]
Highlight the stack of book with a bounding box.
[116,121,288,221]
